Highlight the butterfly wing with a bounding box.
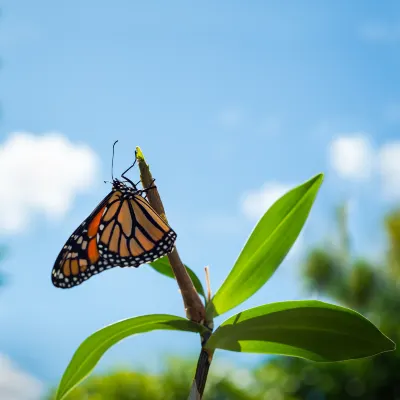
[97,193,177,267]
[52,188,177,289]
[51,192,115,288]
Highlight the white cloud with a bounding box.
[241,182,292,221]
[329,134,374,180]
[378,141,400,200]
[328,134,400,200]
[0,354,43,400]
[0,132,99,233]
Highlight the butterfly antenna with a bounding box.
[112,140,119,180]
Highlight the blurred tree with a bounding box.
[254,204,400,399]
[45,357,257,400]
[386,210,400,281]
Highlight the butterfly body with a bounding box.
[52,179,177,288]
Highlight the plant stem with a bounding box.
[135,147,206,324]
[135,147,213,399]
[188,331,214,400]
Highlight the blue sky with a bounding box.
[1,1,400,398]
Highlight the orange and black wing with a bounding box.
[52,188,177,289]
[51,191,115,288]
[96,192,176,268]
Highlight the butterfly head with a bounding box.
[112,178,141,195]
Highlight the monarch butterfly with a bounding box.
[51,147,177,289]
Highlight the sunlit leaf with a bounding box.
[208,174,323,317]
[56,314,206,400]
[149,257,206,299]
[206,300,395,361]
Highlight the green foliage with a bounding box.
[385,210,400,280]
[55,315,206,400]
[50,371,161,400]
[47,357,259,400]
[348,260,377,309]
[149,257,206,300]
[303,249,341,293]
[206,300,394,361]
[208,173,324,318]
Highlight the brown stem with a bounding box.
[135,147,213,398]
[188,331,214,399]
[135,147,206,324]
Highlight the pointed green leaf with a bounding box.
[205,301,395,361]
[207,173,323,318]
[149,257,206,300]
[56,314,206,400]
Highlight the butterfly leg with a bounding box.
[141,179,157,199]
[121,159,138,187]
[141,179,156,192]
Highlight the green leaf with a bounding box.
[56,314,206,400]
[208,173,323,318]
[149,257,206,300]
[205,300,395,362]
